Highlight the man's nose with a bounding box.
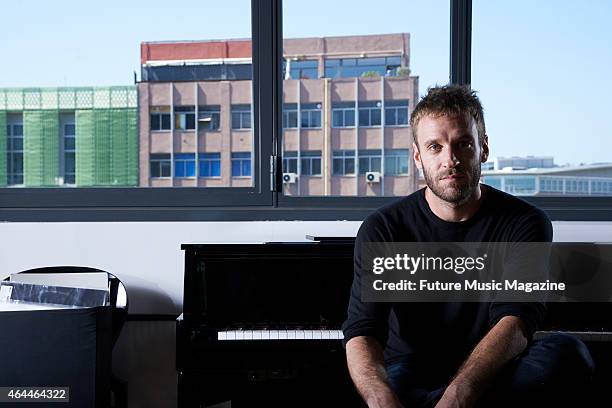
[441,148,460,168]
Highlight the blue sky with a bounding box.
[1,0,610,166]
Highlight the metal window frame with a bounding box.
[1,0,610,222]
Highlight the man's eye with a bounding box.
[428,144,441,151]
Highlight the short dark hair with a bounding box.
[410,85,486,146]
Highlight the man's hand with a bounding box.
[346,336,405,408]
[434,315,528,408]
[434,381,476,408]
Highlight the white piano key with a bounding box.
[217,329,343,340]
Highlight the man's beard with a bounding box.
[422,162,481,205]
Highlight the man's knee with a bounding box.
[535,332,594,380]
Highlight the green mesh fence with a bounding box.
[76,108,138,186]
[24,110,60,186]
[0,111,6,186]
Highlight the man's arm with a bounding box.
[346,336,404,408]
[435,315,528,408]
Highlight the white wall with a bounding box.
[1,221,610,314]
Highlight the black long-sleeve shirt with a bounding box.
[342,185,553,381]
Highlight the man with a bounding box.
[342,85,594,408]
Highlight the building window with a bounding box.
[505,177,537,195]
[332,150,356,175]
[300,103,322,128]
[286,59,318,79]
[358,150,382,174]
[301,151,322,175]
[175,106,196,130]
[566,179,589,194]
[231,152,251,177]
[231,105,252,130]
[359,101,382,127]
[63,122,76,185]
[150,106,171,131]
[483,176,502,190]
[385,100,409,126]
[324,56,402,78]
[283,104,298,129]
[198,106,220,131]
[541,177,564,193]
[332,102,355,128]
[385,149,410,175]
[174,153,196,178]
[283,151,298,174]
[150,154,171,178]
[6,121,24,185]
[198,153,221,177]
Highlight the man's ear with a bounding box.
[480,135,489,163]
[413,142,422,170]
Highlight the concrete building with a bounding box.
[0,87,138,187]
[482,163,612,196]
[138,33,420,196]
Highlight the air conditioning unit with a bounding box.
[366,171,382,183]
[282,173,298,184]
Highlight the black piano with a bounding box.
[177,239,363,408]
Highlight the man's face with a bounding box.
[413,113,488,204]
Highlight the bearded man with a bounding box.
[342,85,594,408]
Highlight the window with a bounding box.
[6,119,24,185]
[174,153,196,178]
[175,106,196,130]
[150,154,171,178]
[63,121,76,185]
[283,104,298,129]
[359,101,382,127]
[287,59,318,79]
[150,107,171,131]
[231,152,251,177]
[324,56,402,78]
[300,103,321,128]
[385,149,410,175]
[385,100,409,126]
[231,105,252,130]
[332,150,356,175]
[199,153,221,177]
[358,150,382,174]
[300,151,322,176]
[283,151,298,174]
[332,102,355,128]
[473,1,612,199]
[198,106,220,131]
[504,177,537,195]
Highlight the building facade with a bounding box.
[138,33,420,196]
[0,87,138,187]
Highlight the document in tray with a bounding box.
[10,272,109,290]
[0,281,109,309]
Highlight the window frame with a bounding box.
[1,0,608,222]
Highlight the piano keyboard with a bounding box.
[218,329,344,341]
